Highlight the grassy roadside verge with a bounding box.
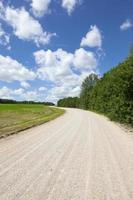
[0,104,65,138]
[88,108,133,132]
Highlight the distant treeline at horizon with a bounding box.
[57,55,133,125]
[0,98,55,106]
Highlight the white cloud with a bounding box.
[0,86,40,101]
[62,0,81,15]
[0,23,10,48]
[34,48,98,102]
[34,48,74,82]
[20,81,31,89]
[120,19,133,31]
[0,2,4,19]
[0,3,55,46]
[21,90,39,101]
[44,74,86,103]
[0,86,13,99]
[0,87,26,100]
[30,0,82,16]
[13,88,25,96]
[30,0,51,17]
[38,86,47,91]
[34,48,97,82]
[73,48,97,70]
[0,55,36,82]
[80,25,102,48]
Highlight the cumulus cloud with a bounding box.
[34,48,74,82]
[0,23,10,48]
[62,0,81,15]
[0,86,13,99]
[20,81,31,89]
[0,47,98,103]
[13,88,25,96]
[21,90,39,101]
[0,55,36,82]
[38,86,47,91]
[120,19,133,31]
[34,48,98,102]
[30,0,82,16]
[80,25,102,48]
[0,3,55,46]
[34,48,97,81]
[30,0,51,17]
[73,48,97,70]
[0,87,26,100]
[0,86,41,101]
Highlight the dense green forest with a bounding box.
[57,55,133,125]
[58,97,80,108]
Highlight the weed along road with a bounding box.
[0,108,133,200]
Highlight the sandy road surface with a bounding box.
[0,108,133,200]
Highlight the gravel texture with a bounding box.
[0,108,133,200]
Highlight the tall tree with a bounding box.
[80,73,99,109]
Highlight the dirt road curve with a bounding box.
[0,108,133,200]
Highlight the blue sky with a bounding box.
[0,0,133,102]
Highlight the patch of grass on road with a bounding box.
[0,104,65,138]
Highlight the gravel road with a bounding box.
[0,108,133,200]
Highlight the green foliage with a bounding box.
[57,97,80,108]
[89,56,133,124]
[80,73,99,109]
[57,56,133,125]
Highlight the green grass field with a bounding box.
[0,104,65,138]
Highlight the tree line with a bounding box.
[58,97,80,108]
[0,99,55,106]
[57,55,133,125]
